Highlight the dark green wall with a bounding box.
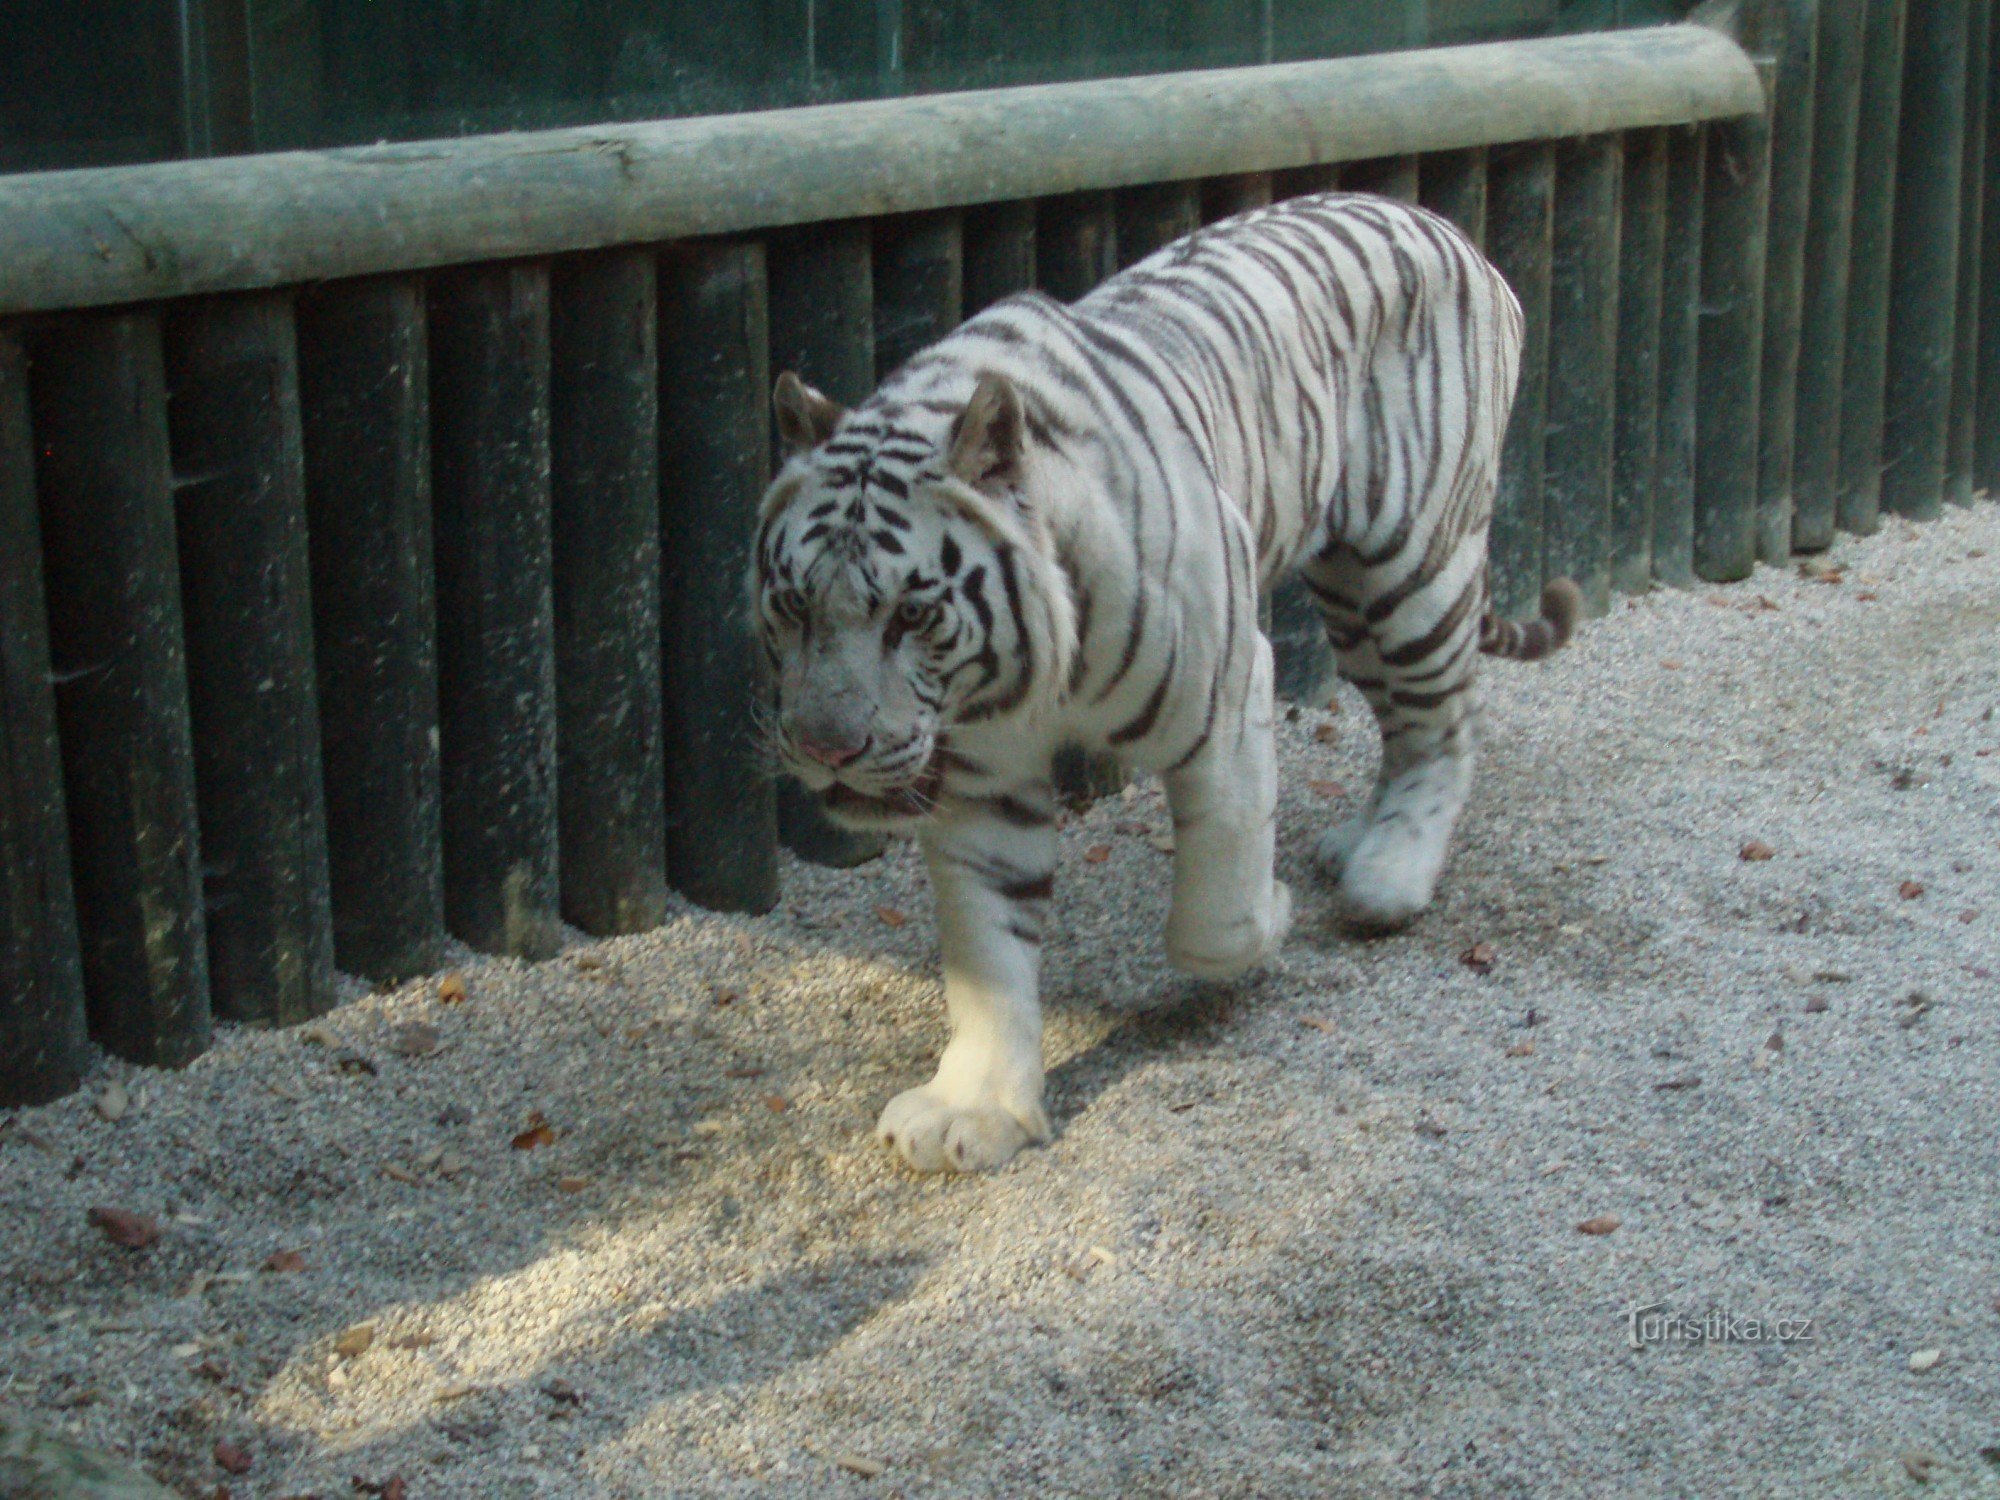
[0,0,1691,171]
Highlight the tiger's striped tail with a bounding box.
[1479,578,1583,662]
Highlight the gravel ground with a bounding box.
[3,505,1998,1500]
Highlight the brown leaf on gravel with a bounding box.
[1576,1215,1621,1236]
[1961,909,1978,923]
[1505,1041,1535,1058]
[1306,779,1345,800]
[556,1175,592,1194]
[1300,1016,1337,1034]
[263,1249,306,1274]
[333,1323,376,1358]
[835,1453,887,1479]
[1899,880,1926,900]
[875,905,908,928]
[386,1023,440,1058]
[1739,840,1776,862]
[388,1331,437,1350]
[1460,942,1497,974]
[710,986,742,1007]
[88,1206,161,1250]
[437,971,468,1005]
[512,1111,555,1151]
[213,1440,252,1475]
[1804,995,1830,1014]
[1661,659,1682,670]
[1313,722,1340,744]
[1856,590,1879,601]
[764,1095,789,1113]
[1083,844,1111,863]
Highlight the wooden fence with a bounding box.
[1,7,1992,1107]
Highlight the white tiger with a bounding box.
[753,191,1579,1173]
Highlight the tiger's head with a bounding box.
[753,368,1076,830]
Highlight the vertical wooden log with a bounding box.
[963,200,1037,316]
[1694,74,1773,582]
[1036,191,1119,302]
[767,223,887,869]
[1654,125,1707,587]
[1545,133,1622,614]
[550,250,670,934]
[1947,0,1992,505]
[1793,0,1866,551]
[0,328,88,1105]
[163,296,334,1027]
[1485,141,1556,619]
[1612,129,1668,595]
[429,264,562,958]
[659,240,780,915]
[1979,0,2000,489]
[1757,0,1819,562]
[1882,0,1970,521]
[1116,182,1202,266]
[1420,147,1489,247]
[874,212,964,378]
[297,278,446,983]
[29,315,211,1066]
[1201,172,1274,225]
[1838,0,1909,535]
[1341,155,1420,202]
[1273,165,1343,201]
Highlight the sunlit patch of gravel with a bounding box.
[2,505,1996,1499]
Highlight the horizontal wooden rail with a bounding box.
[0,25,1761,316]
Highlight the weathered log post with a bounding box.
[28,314,211,1065]
[164,294,336,1026]
[0,328,88,1105]
[1653,125,1708,586]
[659,240,781,913]
[429,264,564,957]
[1612,129,1668,595]
[1545,133,1622,614]
[1485,140,1557,618]
[297,277,446,983]
[550,250,672,932]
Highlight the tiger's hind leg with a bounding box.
[1302,547,1483,929]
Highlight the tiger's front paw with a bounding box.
[1166,878,1292,979]
[875,1085,1052,1174]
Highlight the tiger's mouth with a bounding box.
[818,760,944,824]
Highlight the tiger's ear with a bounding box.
[947,372,1025,495]
[773,371,846,453]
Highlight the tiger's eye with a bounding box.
[896,598,932,629]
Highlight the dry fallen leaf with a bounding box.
[1460,942,1498,974]
[1899,880,1926,900]
[875,905,908,928]
[1908,1347,1942,1372]
[88,1206,161,1250]
[1740,840,1776,862]
[1300,1016,1338,1034]
[1083,844,1111,863]
[556,1175,592,1194]
[764,1094,789,1113]
[437,972,468,1005]
[512,1111,556,1151]
[263,1249,306,1274]
[1505,1041,1535,1058]
[1306,779,1346,799]
[388,1331,437,1350]
[710,986,742,1007]
[432,1383,477,1403]
[213,1440,252,1475]
[1313,722,1339,744]
[333,1323,376,1359]
[835,1454,886,1479]
[1576,1214,1621,1236]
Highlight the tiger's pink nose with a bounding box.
[798,733,868,769]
